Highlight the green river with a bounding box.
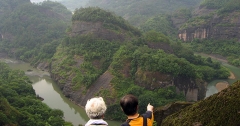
[1,57,240,126]
[1,58,121,126]
[206,63,240,97]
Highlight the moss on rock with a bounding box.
[161,80,240,126]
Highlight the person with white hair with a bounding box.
[85,97,108,126]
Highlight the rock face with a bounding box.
[135,69,206,101]
[50,20,129,107]
[51,70,114,106]
[178,11,240,42]
[37,62,50,71]
[50,14,207,109]
[70,21,126,42]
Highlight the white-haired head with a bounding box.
[85,97,107,119]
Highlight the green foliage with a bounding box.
[51,35,120,89]
[87,0,202,26]
[172,8,192,19]
[139,15,177,37]
[143,30,170,43]
[40,1,72,20]
[200,0,240,13]
[0,62,71,126]
[161,80,240,126]
[0,1,71,65]
[191,39,240,67]
[180,14,213,30]
[200,0,228,9]
[72,7,141,36]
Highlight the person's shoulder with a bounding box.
[121,121,130,126]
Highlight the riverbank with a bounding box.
[228,71,236,79]
[1,57,122,126]
[216,81,229,92]
[196,53,228,63]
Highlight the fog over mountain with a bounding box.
[31,0,88,11]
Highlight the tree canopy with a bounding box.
[0,62,72,126]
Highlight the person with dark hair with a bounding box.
[120,94,154,126]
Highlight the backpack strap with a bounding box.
[122,115,147,126]
[142,114,147,126]
[121,119,131,126]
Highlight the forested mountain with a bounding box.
[0,0,71,66]
[0,0,239,125]
[50,7,230,121]
[0,62,73,126]
[175,0,240,66]
[86,0,202,26]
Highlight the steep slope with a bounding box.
[50,7,141,108]
[0,0,71,66]
[161,80,240,126]
[0,62,70,126]
[178,0,240,41]
[50,7,231,121]
[86,0,202,26]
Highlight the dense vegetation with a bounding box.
[0,62,73,126]
[190,39,240,67]
[103,38,229,120]
[86,0,202,26]
[177,0,240,67]
[50,7,232,121]
[51,35,120,89]
[1,0,239,125]
[139,15,178,36]
[200,0,240,13]
[161,80,240,126]
[72,7,141,36]
[0,0,71,66]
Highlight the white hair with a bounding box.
[85,97,107,119]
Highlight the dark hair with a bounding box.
[120,94,138,116]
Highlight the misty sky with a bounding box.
[31,0,62,3]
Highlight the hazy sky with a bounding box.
[30,0,62,3]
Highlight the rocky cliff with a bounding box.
[178,8,240,42]
[135,69,206,101]
[51,20,206,110]
[50,19,132,106]
[70,21,126,42]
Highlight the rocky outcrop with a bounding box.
[178,27,210,41]
[37,62,50,71]
[135,69,206,101]
[178,11,240,42]
[51,70,114,106]
[70,21,126,42]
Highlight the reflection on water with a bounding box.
[1,58,121,126]
[33,78,88,125]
